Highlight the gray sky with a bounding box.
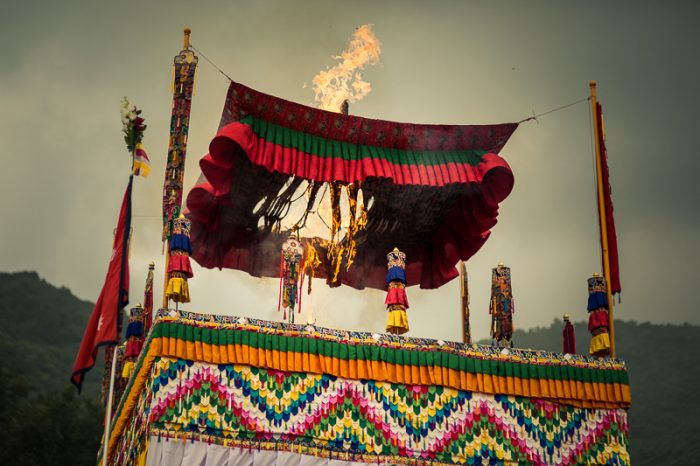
[1,1,699,344]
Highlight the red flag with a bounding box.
[143,265,154,333]
[596,103,622,295]
[71,176,133,392]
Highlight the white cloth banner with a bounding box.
[145,437,371,466]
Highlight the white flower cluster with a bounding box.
[120,96,138,130]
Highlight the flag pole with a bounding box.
[589,80,616,358]
[460,262,471,344]
[101,344,119,466]
[162,247,170,308]
[101,105,141,464]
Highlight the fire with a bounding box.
[283,25,379,285]
[312,24,382,112]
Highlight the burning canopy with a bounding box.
[186,81,518,290]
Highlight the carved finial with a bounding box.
[183,28,191,49]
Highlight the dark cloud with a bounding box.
[1,1,698,343]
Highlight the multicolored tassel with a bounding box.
[121,305,145,382]
[165,216,192,305]
[587,273,611,356]
[385,247,409,334]
[279,234,304,323]
[490,263,514,347]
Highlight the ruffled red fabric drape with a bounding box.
[186,81,518,290]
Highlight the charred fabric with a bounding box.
[186,81,518,291]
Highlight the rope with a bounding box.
[517,96,591,124]
[189,42,591,127]
[189,44,233,82]
[316,210,332,230]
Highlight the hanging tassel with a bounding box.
[385,248,409,335]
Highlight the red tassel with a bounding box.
[283,310,287,320]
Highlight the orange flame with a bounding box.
[291,26,378,285]
[312,25,382,112]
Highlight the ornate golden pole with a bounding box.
[589,80,616,358]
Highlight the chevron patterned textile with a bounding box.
[106,311,630,465]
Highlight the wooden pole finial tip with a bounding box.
[183,28,192,49]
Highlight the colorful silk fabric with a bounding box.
[165,217,193,304]
[587,275,611,356]
[386,248,409,334]
[106,311,631,466]
[122,307,145,381]
[186,81,518,290]
[490,265,514,347]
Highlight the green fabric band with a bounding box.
[240,115,487,167]
[153,322,629,386]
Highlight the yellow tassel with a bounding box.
[165,276,190,303]
[386,308,409,335]
[589,332,611,355]
[121,361,135,380]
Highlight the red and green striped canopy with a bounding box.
[186,81,518,290]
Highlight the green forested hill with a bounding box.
[1,271,697,465]
[507,319,700,465]
[0,271,102,397]
[0,271,103,465]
